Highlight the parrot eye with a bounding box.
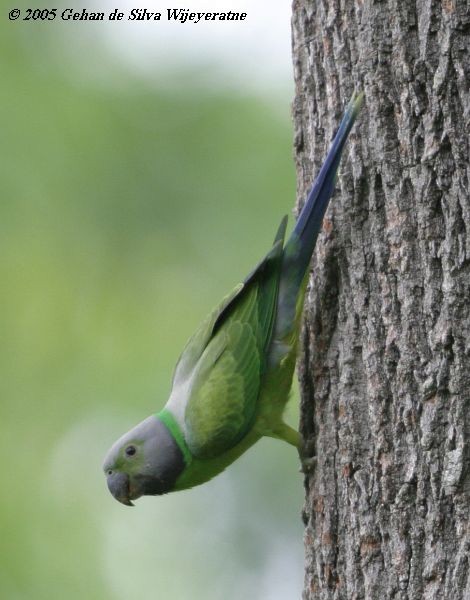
[125,445,137,457]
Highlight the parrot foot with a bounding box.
[299,455,317,474]
[299,438,316,474]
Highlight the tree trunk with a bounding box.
[291,1,470,598]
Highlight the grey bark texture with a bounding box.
[291,1,470,599]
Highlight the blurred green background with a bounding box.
[1,4,303,599]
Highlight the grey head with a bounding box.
[103,415,185,506]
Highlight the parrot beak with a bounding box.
[106,470,135,506]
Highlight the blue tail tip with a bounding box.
[349,91,364,119]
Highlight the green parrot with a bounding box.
[103,92,363,506]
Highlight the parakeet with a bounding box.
[103,92,363,506]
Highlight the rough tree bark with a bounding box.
[291,1,470,598]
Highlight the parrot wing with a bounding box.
[178,218,287,459]
[170,284,244,387]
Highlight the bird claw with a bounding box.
[299,455,317,474]
[298,438,316,474]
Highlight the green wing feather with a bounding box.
[185,307,261,458]
[180,218,287,459]
[171,284,243,387]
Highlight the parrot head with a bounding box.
[102,416,185,506]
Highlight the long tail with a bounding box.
[286,92,363,276]
[274,92,363,342]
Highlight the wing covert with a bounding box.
[172,217,288,458]
[185,317,261,458]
